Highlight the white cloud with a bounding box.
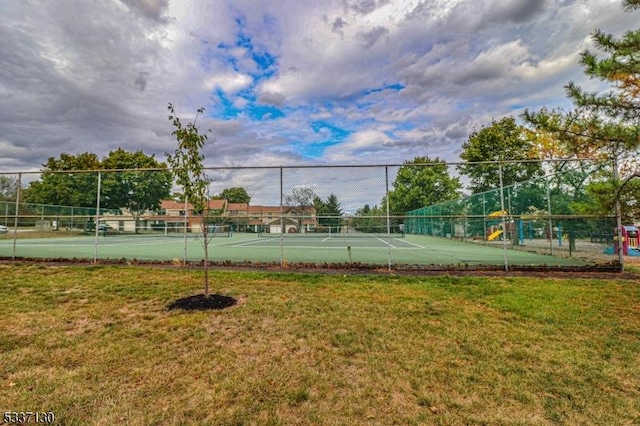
[232,97,249,109]
[205,72,253,95]
[323,130,392,162]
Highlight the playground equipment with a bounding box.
[604,225,640,256]
[488,229,503,241]
[487,210,508,218]
[486,210,508,241]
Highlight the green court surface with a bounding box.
[0,232,593,268]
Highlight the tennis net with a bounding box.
[102,224,233,238]
[257,226,405,238]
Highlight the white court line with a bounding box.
[228,245,409,250]
[0,240,426,251]
[82,240,172,248]
[398,239,426,249]
[87,236,191,247]
[373,235,395,248]
[231,238,275,247]
[217,236,425,250]
[3,237,188,248]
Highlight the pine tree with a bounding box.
[523,1,640,219]
[524,0,640,158]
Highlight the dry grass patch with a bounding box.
[0,265,639,425]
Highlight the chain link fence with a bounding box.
[0,159,630,271]
[406,161,621,267]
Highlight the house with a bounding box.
[246,205,281,233]
[99,199,318,234]
[98,208,155,233]
[97,200,191,234]
[157,200,192,232]
[243,205,317,234]
[283,206,317,234]
[225,202,249,230]
[144,199,228,233]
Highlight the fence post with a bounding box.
[498,164,509,271]
[12,173,21,260]
[613,157,625,270]
[464,197,468,239]
[94,171,101,263]
[280,167,284,268]
[385,166,391,271]
[183,196,188,265]
[482,193,486,240]
[546,175,553,256]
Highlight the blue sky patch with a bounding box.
[364,83,405,95]
[246,103,285,120]
[214,89,241,119]
[311,121,350,140]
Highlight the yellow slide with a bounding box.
[488,210,509,218]
[487,229,503,241]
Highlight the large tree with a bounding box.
[218,187,251,204]
[0,176,20,221]
[23,150,171,215]
[101,148,172,232]
[573,177,640,223]
[457,117,542,194]
[314,193,343,230]
[352,203,386,233]
[23,152,101,207]
[388,156,461,215]
[285,186,316,232]
[0,176,19,201]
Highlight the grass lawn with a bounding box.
[1,264,639,425]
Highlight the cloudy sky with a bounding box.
[0,0,636,177]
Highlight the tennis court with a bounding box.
[1,160,624,270]
[0,231,593,268]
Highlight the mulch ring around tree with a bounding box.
[167,294,239,311]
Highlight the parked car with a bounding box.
[86,223,116,233]
[97,224,119,235]
[0,225,9,234]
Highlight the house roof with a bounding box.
[227,202,249,212]
[285,206,316,214]
[160,199,227,211]
[160,200,192,210]
[262,205,284,213]
[207,199,227,210]
[159,200,316,216]
[247,205,283,214]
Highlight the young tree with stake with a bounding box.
[165,103,214,297]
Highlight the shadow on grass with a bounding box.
[167,294,237,311]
